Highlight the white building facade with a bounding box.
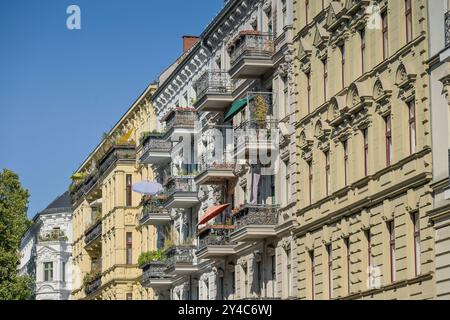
[19,192,73,300]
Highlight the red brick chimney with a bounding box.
[182,35,199,53]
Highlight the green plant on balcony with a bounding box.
[252,95,268,127]
[39,229,68,242]
[138,249,166,268]
[83,270,101,286]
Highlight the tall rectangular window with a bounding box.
[44,262,53,282]
[126,232,133,264]
[405,0,413,42]
[323,59,328,102]
[363,128,369,177]
[344,237,351,294]
[388,220,396,282]
[325,151,331,196]
[306,71,311,113]
[385,115,392,166]
[309,250,315,300]
[305,0,309,25]
[256,261,262,296]
[339,44,345,89]
[382,11,389,59]
[126,174,132,207]
[343,140,349,186]
[281,0,287,28]
[271,255,276,297]
[366,229,372,269]
[360,29,366,74]
[232,271,236,296]
[62,262,66,283]
[408,100,417,154]
[308,160,313,205]
[219,276,225,300]
[412,212,421,276]
[285,160,290,205]
[287,249,292,297]
[283,77,289,117]
[326,244,333,299]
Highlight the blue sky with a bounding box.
[0,0,223,218]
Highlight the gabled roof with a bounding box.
[36,192,71,218]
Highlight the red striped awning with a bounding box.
[198,204,230,226]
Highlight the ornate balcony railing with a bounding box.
[194,70,233,101]
[70,172,99,204]
[233,204,280,230]
[98,144,135,177]
[165,246,195,270]
[229,32,274,65]
[198,225,235,251]
[84,275,102,296]
[142,261,171,283]
[445,11,450,47]
[84,221,102,245]
[165,177,197,197]
[139,196,169,223]
[165,109,197,132]
[38,229,68,243]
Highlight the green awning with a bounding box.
[224,96,254,122]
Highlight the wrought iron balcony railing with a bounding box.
[194,70,233,101]
[233,204,280,230]
[98,144,135,177]
[139,196,169,223]
[141,261,171,283]
[165,177,197,197]
[229,32,274,65]
[198,225,235,251]
[84,275,101,296]
[165,246,195,270]
[84,221,102,245]
[445,11,450,47]
[165,108,197,132]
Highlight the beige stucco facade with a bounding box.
[71,85,159,300]
[293,0,436,299]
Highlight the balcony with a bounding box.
[164,177,198,209]
[38,229,68,243]
[70,172,99,204]
[230,204,279,242]
[165,246,197,275]
[140,133,171,165]
[195,162,237,185]
[193,70,234,112]
[84,220,102,250]
[196,225,236,260]
[84,273,102,296]
[139,195,171,226]
[164,108,197,136]
[228,31,274,79]
[141,261,172,288]
[98,144,136,178]
[235,119,278,160]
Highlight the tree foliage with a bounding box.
[0,169,33,300]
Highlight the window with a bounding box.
[126,174,132,207]
[382,11,389,59]
[360,29,366,74]
[44,262,53,282]
[325,151,331,196]
[219,276,225,300]
[243,265,248,298]
[285,160,291,205]
[305,0,309,25]
[326,244,333,299]
[405,0,413,42]
[256,261,262,296]
[287,249,292,297]
[385,115,392,166]
[343,140,349,186]
[363,128,369,176]
[366,229,372,269]
[232,271,236,296]
[271,255,276,297]
[323,58,328,102]
[306,72,311,113]
[339,44,345,89]
[62,262,66,283]
[309,250,315,300]
[412,212,421,276]
[126,232,133,264]
[283,77,289,117]
[281,0,287,28]
[388,220,396,282]
[408,100,417,154]
[126,293,133,300]
[308,160,313,205]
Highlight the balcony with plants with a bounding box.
[84,216,102,251]
[83,269,102,296]
[227,30,275,79]
[163,165,199,209]
[164,245,197,275]
[139,132,171,165]
[139,250,172,288]
[196,224,236,260]
[139,194,171,226]
[193,70,234,112]
[230,203,280,242]
[163,107,197,135]
[38,229,69,243]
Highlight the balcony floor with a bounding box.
[164,192,199,209]
[196,245,236,260]
[230,225,276,242]
[229,56,274,79]
[140,213,171,226]
[194,93,234,113]
[195,169,237,185]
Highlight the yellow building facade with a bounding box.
[71,85,159,300]
[293,0,435,299]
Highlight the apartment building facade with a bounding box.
[293,0,435,299]
[70,84,159,300]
